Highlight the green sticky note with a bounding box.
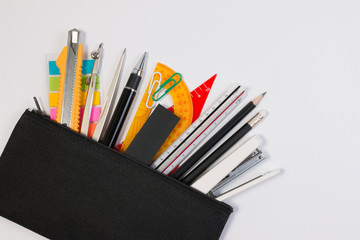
[49,77,60,91]
[50,75,99,91]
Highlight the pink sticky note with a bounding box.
[50,108,57,120]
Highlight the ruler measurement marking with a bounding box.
[162,90,245,174]
[154,85,240,170]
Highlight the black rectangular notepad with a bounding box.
[125,104,179,165]
[0,110,232,240]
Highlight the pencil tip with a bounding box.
[252,92,267,105]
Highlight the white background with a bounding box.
[1,0,360,239]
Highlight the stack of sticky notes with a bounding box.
[48,59,101,137]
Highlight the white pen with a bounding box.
[92,49,126,141]
[215,169,282,201]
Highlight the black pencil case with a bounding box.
[0,109,232,240]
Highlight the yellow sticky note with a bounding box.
[49,92,59,107]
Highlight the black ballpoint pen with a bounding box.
[100,52,148,148]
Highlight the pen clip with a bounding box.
[151,73,182,102]
[146,72,162,109]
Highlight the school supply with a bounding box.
[152,64,193,158]
[100,52,147,148]
[171,92,266,180]
[120,72,216,153]
[55,29,83,131]
[119,70,164,152]
[167,74,216,123]
[80,43,102,136]
[92,49,126,141]
[214,169,282,201]
[191,135,262,194]
[151,73,182,101]
[146,72,161,108]
[124,105,180,165]
[210,148,266,194]
[48,58,101,137]
[152,84,245,174]
[120,63,193,155]
[182,111,267,184]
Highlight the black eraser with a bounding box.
[125,104,180,165]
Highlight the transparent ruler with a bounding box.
[151,83,246,174]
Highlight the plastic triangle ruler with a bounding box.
[168,74,216,123]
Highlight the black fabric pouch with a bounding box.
[0,110,232,240]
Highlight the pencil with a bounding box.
[181,110,267,185]
[171,92,266,180]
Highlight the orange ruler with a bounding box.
[120,63,193,158]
